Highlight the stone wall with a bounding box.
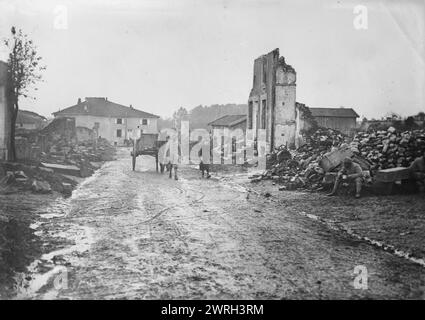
[76,126,96,142]
[247,49,300,151]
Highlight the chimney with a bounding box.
[77,98,81,104]
[130,104,133,109]
[105,97,108,101]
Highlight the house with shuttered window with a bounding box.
[53,97,159,145]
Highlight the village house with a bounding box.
[16,110,47,131]
[53,97,159,146]
[413,112,425,125]
[208,114,247,133]
[0,60,10,160]
[309,107,359,135]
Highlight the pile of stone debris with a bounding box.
[0,163,77,196]
[250,128,351,191]
[250,126,425,193]
[39,138,115,178]
[1,138,115,197]
[350,127,425,171]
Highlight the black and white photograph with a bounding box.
[0,0,425,305]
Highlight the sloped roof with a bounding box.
[309,107,359,118]
[17,110,47,124]
[53,97,159,118]
[208,114,247,127]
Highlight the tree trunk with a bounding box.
[9,103,18,161]
[6,89,18,161]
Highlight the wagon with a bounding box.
[131,133,167,171]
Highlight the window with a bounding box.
[116,129,122,138]
[261,100,266,129]
[248,102,253,129]
[116,118,123,124]
[262,59,267,85]
[141,119,148,125]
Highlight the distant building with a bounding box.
[0,60,11,160]
[414,112,425,122]
[208,114,247,133]
[16,110,47,130]
[53,97,159,146]
[309,107,359,134]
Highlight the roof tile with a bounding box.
[53,97,159,118]
[208,115,247,127]
[309,107,359,118]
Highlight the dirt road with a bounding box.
[14,148,425,299]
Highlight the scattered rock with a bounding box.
[31,179,52,194]
[1,172,16,185]
[351,129,425,171]
[14,171,28,182]
[62,183,73,196]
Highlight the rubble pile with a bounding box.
[40,138,115,177]
[251,128,347,190]
[0,162,77,196]
[2,130,115,196]
[351,127,425,171]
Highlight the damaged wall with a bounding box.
[274,57,297,149]
[247,49,301,151]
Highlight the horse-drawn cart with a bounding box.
[131,133,167,171]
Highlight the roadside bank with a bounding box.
[249,180,425,268]
[0,147,115,298]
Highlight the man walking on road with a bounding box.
[327,157,364,198]
[158,134,179,180]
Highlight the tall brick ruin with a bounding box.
[248,48,303,151]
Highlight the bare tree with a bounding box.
[3,26,46,161]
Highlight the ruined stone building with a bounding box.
[248,48,302,151]
[0,60,11,160]
[248,49,359,150]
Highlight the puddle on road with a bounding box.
[14,171,100,299]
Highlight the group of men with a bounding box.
[160,160,210,180]
[327,149,425,198]
[158,136,211,180]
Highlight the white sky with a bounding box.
[0,0,424,119]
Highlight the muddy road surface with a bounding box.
[14,148,425,299]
